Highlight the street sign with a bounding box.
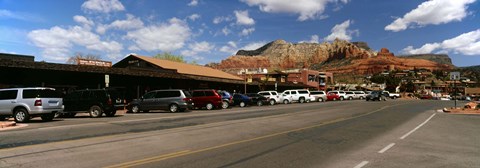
[450,72,460,80]
[105,74,110,87]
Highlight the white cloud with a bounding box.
[219,41,238,54]
[188,0,199,6]
[221,27,231,36]
[188,14,201,21]
[299,35,319,43]
[181,41,214,60]
[125,18,191,52]
[27,26,123,61]
[324,20,358,41]
[213,16,233,24]
[240,28,255,36]
[241,41,267,50]
[73,15,94,29]
[385,0,475,32]
[240,0,348,21]
[109,14,144,30]
[81,0,125,13]
[234,10,255,26]
[401,29,480,55]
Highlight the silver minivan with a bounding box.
[128,89,193,113]
[0,87,64,123]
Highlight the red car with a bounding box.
[191,89,223,110]
[327,92,340,101]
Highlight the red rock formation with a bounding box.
[376,48,394,57]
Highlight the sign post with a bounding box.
[450,72,460,108]
[105,74,110,88]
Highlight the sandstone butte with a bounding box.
[209,39,454,75]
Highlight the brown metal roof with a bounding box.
[132,55,243,81]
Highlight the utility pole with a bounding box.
[450,72,460,109]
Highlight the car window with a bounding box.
[298,91,309,94]
[204,91,215,96]
[66,91,82,99]
[143,91,156,99]
[23,89,60,98]
[156,91,180,98]
[271,92,277,95]
[258,92,269,96]
[0,90,18,100]
[182,90,192,98]
[192,91,205,97]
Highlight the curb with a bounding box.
[0,121,16,128]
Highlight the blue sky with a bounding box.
[1,0,479,66]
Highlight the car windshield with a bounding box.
[23,89,60,98]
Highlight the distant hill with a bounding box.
[209,39,454,75]
[398,54,453,66]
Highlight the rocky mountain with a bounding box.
[398,54,453,66]
[209,39,454,75]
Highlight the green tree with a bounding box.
[154,52,186,63]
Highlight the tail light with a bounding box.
[107,98,112,105]
[183,98,192,102]
[34,100,42,106]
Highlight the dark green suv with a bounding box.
[62,89,124,117]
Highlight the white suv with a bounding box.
[0,88,63,123]
[281,89,310,104]
[354,91,367,100]
[310,91,327,102]
[258,91,281,105]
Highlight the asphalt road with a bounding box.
[0,99,478,168]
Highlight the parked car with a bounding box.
[246,93,269,106]
[366,90,388,101]
[344,91,357,100]
[281,90,310,104]
[128,89,192,113]
[232,93,251,107]
[326,92,340,101]
[420,94,433,100]
[191,89,223,110]
[258,91,281,105]
[63,89,124,117]
[217,90,233,109]
[354,91,367,100]
[310,91,327,102]
[327,90,346,101]
[0,87,63,123]
[383,91,401,99]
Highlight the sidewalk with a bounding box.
[0,121,16,128]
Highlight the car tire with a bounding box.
[318,98,324,102]
[41,113,55,121]
[169,104,179,113]
[89,105,103,118]
[269,99,275,105]
[206,103,214,110]
[359,96,364,100]
[106,111,116,117]
[239,102,246,107]
[299,97,305,103]
[131,105,140,113]
[283,99,289,104]
[14,108,30,123]
[393,96,397,99]
[257,101,263,106]
[221,101,229,109]
[340,97,344,101]
[333,98,337,101]
[349,97,353,100]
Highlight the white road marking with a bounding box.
[378,143,395,154]
[354,161,369,168]
[400,113,436,140]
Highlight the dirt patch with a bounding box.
[443,101,480,114]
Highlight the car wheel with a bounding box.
[318,98,324,102]
[169,104,179,113]
[206,103,214,110]
[333,98,337,101]
[393,96,397,99]
[131,105,140,113]
[257,101,263,106]
[283,99,289,104]
[221,101,229,109]
[299,97,305,103]
[269,99,275,105]
[41,113,55,121]
[340,97,344,101]
[239,102,246,107]
[383,97,387,101]
[349,97,353,100]
[359,96,364,100]
[14,108,30,123]
[106,111,116,117]
[89,105,103,118]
